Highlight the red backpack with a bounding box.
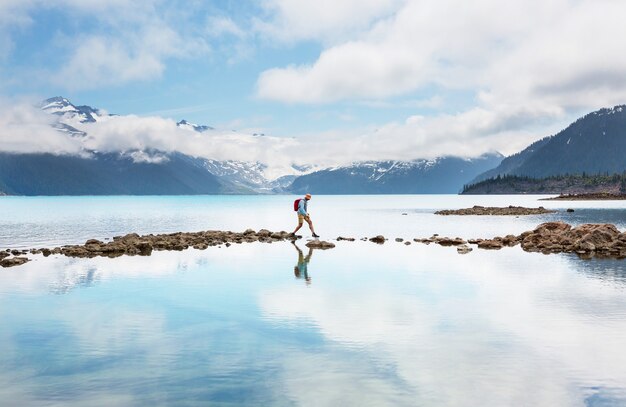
[293,199,301,211]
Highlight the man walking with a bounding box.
[292,193,319,238]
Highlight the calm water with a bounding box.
[1,195,626,406]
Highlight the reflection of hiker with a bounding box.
[292,242,313,284]
[292,193,320,238]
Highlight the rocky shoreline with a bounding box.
[541,193,626,201]
[435,205,556,216]
[2,221,626,268]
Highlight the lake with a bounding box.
[1,195,626,406]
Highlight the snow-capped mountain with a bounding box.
[30,96,297,194]
[176,119,214,132]
[288,154,504,194]
[0,96,508,196]
[40,96,106,125]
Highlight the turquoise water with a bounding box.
[2,194,626,248]
[1,195,626,406]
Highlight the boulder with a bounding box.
[369,235,386,244]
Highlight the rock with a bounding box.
[1,257,29,268]
[85,239,102,245]
[457,245,473,254]
[395,238,404,242]
[10,250,20,256]
[243,229,256,235]
[566,208,575,212]
[517,222,626,257]
[404,241,411,245]
[136,241,153,256]
[305,240,336,249]
[402,213,408,215]
[435,237,467,246]
[502,235,519,246]
[0,252,8,260]
[435,206,556,216]
[257,229,271,237]
[477,239,504,250]
[337,236,356,241]
[369,235,386,244]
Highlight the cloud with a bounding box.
[254,0,626,159]
[258,0,626,107]
[255,0,404,44]
[0,1,211,90]
[0,98,567,179]
[0,98,84,155]
[206,16,246,39]
[259,248,626,406]
[57,25,208,90]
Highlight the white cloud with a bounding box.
[0,1,211,90]
[259,248,626,406]
[206,16,246,39]
[258,0,626,108]
[254,0,626,159]
[0,98,84,155]
[256,0,404,44]
[0,98,567,178]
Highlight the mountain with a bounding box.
[288,153,504,194]
[40,96,105,124]
[0,96,507,195]
[176,119,214,132]
[472,105,626,183]
[0,151,226,195]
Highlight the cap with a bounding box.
[305,193,312,199]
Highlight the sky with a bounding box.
[2,0,626,173]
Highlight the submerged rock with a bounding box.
[457,245,473,254]
[0,257,29,268]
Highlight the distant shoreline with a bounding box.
[540,193,626,201]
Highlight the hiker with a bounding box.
[292,241,313,285]
[292,193,319,238]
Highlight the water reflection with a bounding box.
[292,242,313,285]
[1,244,626,406]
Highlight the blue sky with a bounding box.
[1,0,626,168]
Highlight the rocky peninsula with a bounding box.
[541,193,626,201]
[435,205,556,216]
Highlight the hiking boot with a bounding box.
[312,233,320,238]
